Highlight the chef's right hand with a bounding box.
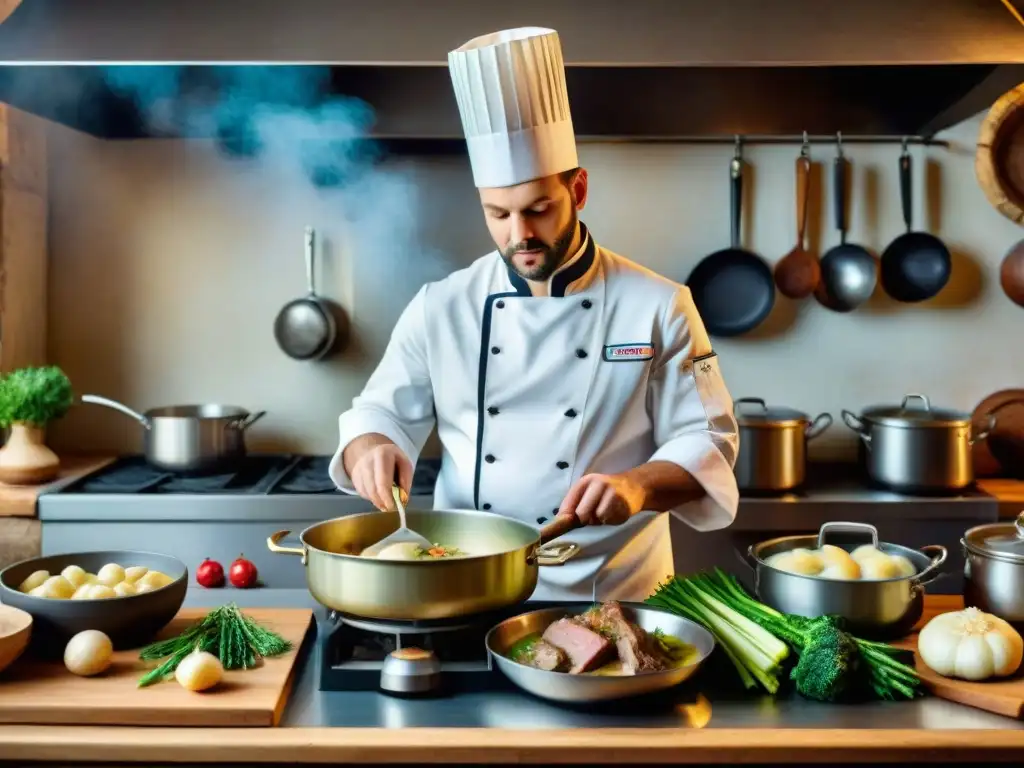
[348,439,413,512]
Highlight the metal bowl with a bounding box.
[485,603,714,704]
[0,550,188,653]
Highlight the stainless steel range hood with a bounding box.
[0,0,1020,141]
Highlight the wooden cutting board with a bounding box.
[0,607,312,727]
[895,596,1024,719]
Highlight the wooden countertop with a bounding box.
[0,454,114,517]
[976,478,1024,519]
[2,596,1024,764]
[1,726,1023,764]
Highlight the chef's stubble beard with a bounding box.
[501,208,579,283]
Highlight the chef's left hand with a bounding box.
[558,472,646,526]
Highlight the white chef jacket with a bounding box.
[328,224,739,602]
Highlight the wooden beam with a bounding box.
[919,65,1024,137]
[0,103,48,374]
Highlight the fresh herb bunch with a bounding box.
[0,366,73,428]
[137,603,292,687]
[647,569,922,703]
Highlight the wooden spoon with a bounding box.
[1000,239,1024,308]
[774,153,820,299]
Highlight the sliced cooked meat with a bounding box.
[523,639,569,672]
[542,618,614,674]
[578,601,671,675]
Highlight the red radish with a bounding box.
[196,558,225,588]
[229,555,258,588]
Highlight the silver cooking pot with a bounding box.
[733,398,832,492]
[841,393,994,493]
[81,394,265,474]
[962,512,1024,627]
[747,521,947,638]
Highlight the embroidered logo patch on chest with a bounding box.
[603,343,655,362]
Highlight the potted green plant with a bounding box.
[0,366,73,485]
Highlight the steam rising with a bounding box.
[102,65,380,186]
[96,64,454,286]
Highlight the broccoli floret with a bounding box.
[790,620,860,702]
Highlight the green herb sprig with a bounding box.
[137,604,292,687]
[0,366,73,428]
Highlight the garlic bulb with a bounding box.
[918,607,1024,681]
[175,648,224,692]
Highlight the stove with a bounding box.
[39,454,442,520]
[53,454,440,496]
[316,602,563,696]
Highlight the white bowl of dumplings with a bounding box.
[764,543,918,581]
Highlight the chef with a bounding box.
[328,26,739,602]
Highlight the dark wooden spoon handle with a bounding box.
[540,514,581,545]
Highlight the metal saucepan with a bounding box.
[274,226,338,361]
[687,142,775,337]
[485,603,715,703]
[267,509,581,621]
[81,395,266,474]
[815,140,877,312]
[841,393,994,494]
[747,521,948,638]
[962,512,1024,628]
[733,398,832,493]
[880,145,952,303]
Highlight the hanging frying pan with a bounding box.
[687,144,775,337]
[816,139,877,312]
[879,144,952,303]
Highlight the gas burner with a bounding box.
[316,602,563,695]
[335,611,482,636]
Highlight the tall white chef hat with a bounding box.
[448,27,578,189]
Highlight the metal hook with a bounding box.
[901,135,909,155]
[836,131,844,158]
[733,135,743,159]
[800,130,810,158]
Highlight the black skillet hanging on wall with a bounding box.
[687,140,775,337]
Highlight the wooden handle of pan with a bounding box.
[539,514,581,545]
[796,156,810,245]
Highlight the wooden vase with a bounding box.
[0,422,59,485]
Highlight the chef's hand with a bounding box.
[558,472,646,526]
[348,439,413,512]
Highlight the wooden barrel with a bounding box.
[976,81,1024,225]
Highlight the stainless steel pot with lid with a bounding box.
[962,512,1024,626]
[841,393,994,493]
[733,398,832,492]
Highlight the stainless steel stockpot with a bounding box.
[733,398,832,492]
[962,512,1024,627]
[841,393,993,493]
